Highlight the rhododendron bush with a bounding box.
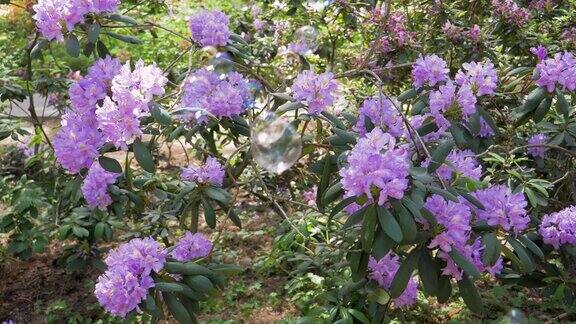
[1,0,576,321]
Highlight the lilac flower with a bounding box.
[424,195,472,253]
[94,268,154,318]
[105,237,167,275]
[530,45,548,61]
[292,70,338,115]
[96,95,144,150]
[471,185,530,233]
[111,60,167,106]
[53,110,102,174]
[455,60,499,97]
[422,149,482,182]
[68,77,108,115]
[539,205,576,249]
[188,10,230,47]
[181,157,225,187]
[479,117,496,138]
[95,237,166,317]
[411,55,449,88]
[429,81,456,130]
[386,11,412,47]
[535,51,576,92]
[528,0,554,10]
[339,128,410,206]
[171,232,213,262]
[442,21,464,41]
[32,0,119,41]
[81,163,119,210]
[368,253,418,307]
[182,69,251,121]
[354,96,404,137]
[469,25,481,42]
[491,0,530,26]
[439,238,489,280]
[528,133,548,158]
[303,186,317,206]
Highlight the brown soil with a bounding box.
[0,243,99,323]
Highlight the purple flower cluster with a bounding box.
[292,70,338,115]
[424,195,503,280]
[54,57,166,209]
[423,59,498,131]
[411,55,449,88]
[530,46,548,61]
[535,51,576,92]
[471,185,530,233]
[95,237,167,318]
[539,206,576,249]
[528,133,548,158]
[422,149,482,182]
[33,0,120,42]
[181,157,225,187]
[354,97,404,137]
[455,60,499,97]
[442,21,464,42]
[81,163,120,210]
[170,232,213,262]
[385,11,413,48]
[97,60,167,150]
[339,128,410,205]
[188,10,230,47]
[54,56,122,174]
[528,0,555,10]
[182,68,251,122]
[479,117,496,138]
[491,0,530,27]
[303,186,317,206]
[368,253,418,307]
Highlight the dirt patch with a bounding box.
[0,244,99,323]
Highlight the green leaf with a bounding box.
[151,105,173,125]
[426,185,459,202]
[396,205,417,242]
[330,197,356,219]
[518,235,545,261]
[316,153,332,211]
[105,32,142,44]
[96,40,110,58]
[332,128,357,145]
[348,309,370,324]
[94,222,106,240]
[343,205,366,228]
[361,205,377,253]
[372,230,396,260]
[389,248,420,298]
[204,186,230,204]
[437,275,452,303]
[449,249,481,280]
[508,237,534,274]
[419,249,439,296]
[482,232,500,266]
[65,34,80,57]
[398,88,418,101]
[162,292,193,324]
[133,139,155,173]
[428,140,454,172]
[532,96,552,123]
[202,198,216,229]
[164,262,213,276]
[98,156,122,173]
[458,191,485,210]
[72,226,89,238]
[458,275,483,314]
[88,23,101,43]
[155,282,206,301]
[377,207,403,243]
[107,14,138,25]
[322,182,343,206]
[31,39,49,58]
[277,101,305,114]
[209,264,244,276]
[184,275,214,293]
[556,90,572,118]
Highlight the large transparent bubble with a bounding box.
[273,51,302,79]
[506,308,526,324]
[292,25,319,54]
[251,112,302,174]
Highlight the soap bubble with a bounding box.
[273,50,302,79]
[292,26,319,54]
[251,112,302,174]
[506,308,526,324]
[209,52,235,74]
